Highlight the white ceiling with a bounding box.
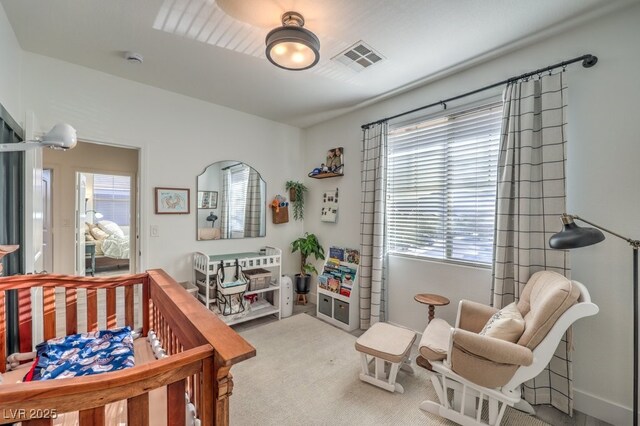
[0,0,631,128]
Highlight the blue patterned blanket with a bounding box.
[27,326,135,381]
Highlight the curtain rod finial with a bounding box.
[582,55,598,68]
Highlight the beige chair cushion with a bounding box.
[516,271,580,349]
[355,322,416,364]
[478,302,525,343]
[198,228,221,240]
[419,318,451,361]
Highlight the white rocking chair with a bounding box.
[418,271,599,426]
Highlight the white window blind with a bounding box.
[387,102,502,265]
[229,165,249,233]
[93,174,131,226]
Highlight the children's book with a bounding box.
[345,249,360,265]
[329,246,345,261]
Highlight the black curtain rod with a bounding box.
[361,53,598,130]
[221,162,243,170]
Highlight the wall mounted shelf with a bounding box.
[309,172,344,179]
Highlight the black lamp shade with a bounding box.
[549,222,605,249]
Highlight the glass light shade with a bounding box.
[265,26,320,70]
[87,210,103,220]
[42,123,77,150]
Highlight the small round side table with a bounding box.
[414,293,450,323]
[414,293,450,371]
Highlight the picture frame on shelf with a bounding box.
[197,190,218,209]
[155,187,190,214]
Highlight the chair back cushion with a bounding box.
[516,271,580,349]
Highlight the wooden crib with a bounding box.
[0,269,256,425]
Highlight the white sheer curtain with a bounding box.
[491,72,573,414]
[219,169,231,239]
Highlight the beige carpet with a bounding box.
[230,314,549,426]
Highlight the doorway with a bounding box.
[44,141,139,275]
[78,172,133,276]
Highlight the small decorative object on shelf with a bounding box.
[317,245,360,331]
[285,181,307,220]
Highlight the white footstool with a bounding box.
[355,322,416,393]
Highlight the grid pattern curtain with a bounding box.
[387,103,502,265]
[243,168,262,237]
[359,122,388,329]
[491,72,573,414]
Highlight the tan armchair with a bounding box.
[419,271,598,425]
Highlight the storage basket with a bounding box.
[271,206,289,224]
[179,281,198,298]
[244,268,272,291]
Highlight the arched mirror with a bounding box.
[196,161,266,240]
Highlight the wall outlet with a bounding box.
[150,225,159,237]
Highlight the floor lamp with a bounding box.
[549,213,639,426]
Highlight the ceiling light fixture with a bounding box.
[265,11,320,71]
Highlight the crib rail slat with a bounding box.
[106,288,116,328]
[127,391,149,426]
[167,379,186,426]
[79,406,105,425]
[142,276,150,336]
[87,289,98,332]
[65,288,77,335]
[18,288,33,352]
[125,285,134,327]
[42,287,56,341]
[0,290,5,373]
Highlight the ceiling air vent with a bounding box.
[332,41,384,72]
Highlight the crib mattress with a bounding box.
[1,339,168,426]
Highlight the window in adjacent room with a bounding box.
[386,101,502,266]
[93,174,132,226]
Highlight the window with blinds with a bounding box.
[229,165,249,233]
[387,102,502,266]
[93,174,131,226]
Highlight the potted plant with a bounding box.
[291,232,325,294]
[285,180,307,220]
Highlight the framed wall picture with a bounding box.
[325,147,344,174]
[155,187,190,214]
[197,191,218,209]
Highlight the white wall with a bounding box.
[303,4,640,424]
[19,51,305,280]
[0,3,21,121]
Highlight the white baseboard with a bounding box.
[574,388,631,425]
